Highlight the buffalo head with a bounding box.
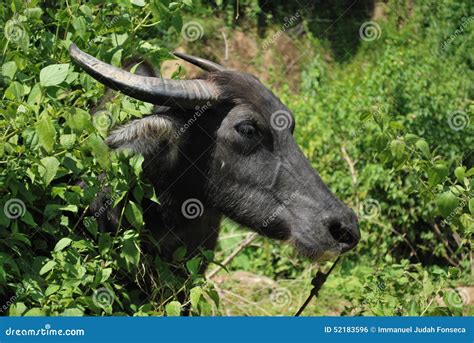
[70,44,360,260]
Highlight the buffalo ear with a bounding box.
[105,115,179,157]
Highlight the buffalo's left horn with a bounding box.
[69,44,220,108]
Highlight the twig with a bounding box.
[207,232,258,279]
[374,220,421,263]
[340,145,357,186]
[433,223,460,267]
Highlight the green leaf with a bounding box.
[39,156,60,186]
[111,49,123,67]
[35,113,56,152]
[165,301,182,316]
[186,257,201,276]
[9,303,27,316]
[71,17,87,39]
[4,81,24,100]
[2,61,17,79]
[40,63,69,87]
[62,308,84,316]
[60,134,76,149]
[98,233,112,256]
[390,139,405,159]
[39,260,57,275]
[428,163,449,187]
[469,198,474,215]
[101,268,113,283]
[67,108,93,133]
[436,191,459,218]
[0,264,5,283]
[465,167,474,177]
[45,284,61,296]
[24,308,46,316]
[173,246,187,262]
[125,201,143,230]
[454,166,465,182]
[130,155,144,177]
[190,286,202,310]
[404,133,419,145]
[27,83,42,105]
[131,0,146,6]
[415,139,430,159]
[122,231,140,268]
[88,134,110,168]
[54,237,72,252]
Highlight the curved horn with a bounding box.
[69,44,220,108]
[173,52,226,72]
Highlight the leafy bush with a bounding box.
[0,0,472,316]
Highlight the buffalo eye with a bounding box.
[235,121,258,138]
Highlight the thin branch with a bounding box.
[373,219,421,263]
[340,145,357,186]
[207,232,258,279]
[433,223,460,267]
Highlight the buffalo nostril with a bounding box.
[327,219,358,253]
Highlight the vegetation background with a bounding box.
[0,0,472,316]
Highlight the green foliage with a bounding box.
[0,0,219,316]
[1,0,472,317]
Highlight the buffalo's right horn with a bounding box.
[173,52,226,72]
